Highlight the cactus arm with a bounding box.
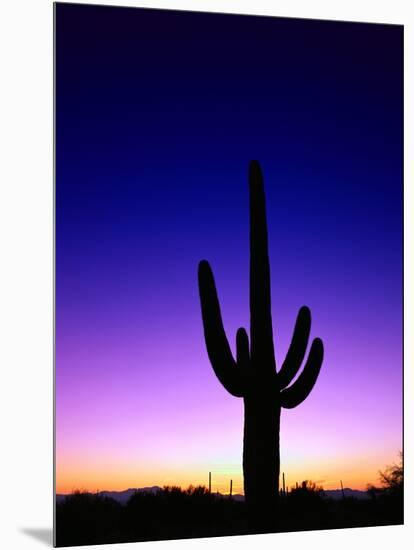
[249,160,276,371]
[198,260,244,397]
[277,306,311,390]
[280,337,324,409]
[236,327,250,370]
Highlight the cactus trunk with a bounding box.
[243,398,281,529]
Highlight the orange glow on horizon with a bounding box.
[56,455,394,495]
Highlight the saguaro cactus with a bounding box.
[198,160,324,531]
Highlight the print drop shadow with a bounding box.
[20,527,53,546]
[198,160,324,532]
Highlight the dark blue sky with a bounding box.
[55,3,403,492]
[56,4,402,284]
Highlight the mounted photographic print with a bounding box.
[54,2,403,547]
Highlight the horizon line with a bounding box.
[56,483,370,496]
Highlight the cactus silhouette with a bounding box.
[198,160,324,531]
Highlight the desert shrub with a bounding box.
[56,491,122,546]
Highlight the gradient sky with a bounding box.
[55,3,403,494]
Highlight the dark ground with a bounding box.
[55,481,403,547]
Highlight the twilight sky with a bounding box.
[55,3,403,494]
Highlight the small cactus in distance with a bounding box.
[198,160,324,531]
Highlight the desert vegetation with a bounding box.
[56,455,403,546]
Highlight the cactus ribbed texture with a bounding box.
[198,160,324,531]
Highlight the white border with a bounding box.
[0,1,412,549]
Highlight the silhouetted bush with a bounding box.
[366,453,403,524]
[56,491,122,546]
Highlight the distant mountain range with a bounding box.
[56,486,369,504]
[56,486,162,505]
